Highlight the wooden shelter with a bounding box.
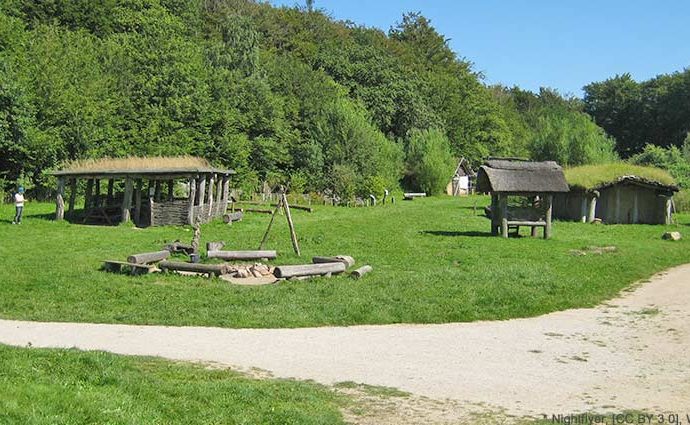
[52,157,234,227]
[446,157,475,196]
[476,159,569,239]
[554,174,678,225]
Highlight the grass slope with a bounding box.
[0,344,343,424]
[565,163,676,190]
[0,196,688,328]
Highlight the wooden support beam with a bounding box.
[207,174,215,219]
[587,195,598,223]
[580,197,587,223]
[665,197,673,225]
[214,174,223,216]
[283,193,301,256]
[134,179,143,226]
[490,194,499,235]
[56,177,65,221]
[107,179,114,205]
[632,191,639,224]
[500,194,508,238]
[188,177,197,225]
[222,175,229,213]
[544,195,553,239]
[68,178,77,218]
[154,180,161,202]
[94,179,101,207]
[84,179,94,209]
[259,199,283,250]
[198,174,207,209]
[121,178,134,223]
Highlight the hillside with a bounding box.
[0,0,615,197]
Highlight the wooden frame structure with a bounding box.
[476,159,569,239]
[52,158,234,227]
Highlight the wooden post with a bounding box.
[56,177,65,221]
[490,193,499,235]
[214,175,223,216]
[167,180,174,201]
[188,177,197,225]
[207,174,215,219]
[544,194,553,239]
[121,178,133,223]
[107,179,114,206]
[198,174,207,220]
[84,179,94,209]
[68,178,77,218]
[134,179,143,225]
[259,198,283,250]
[94,179,101,207]
[282,193,301,256]
[588,194,598,223]
[222,175,230,213]
[500,194,508,238]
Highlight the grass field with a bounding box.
[0,344,343,424]
[0,196,688,328]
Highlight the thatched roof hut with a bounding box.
[554,164,678,224]
[52,157,234,227]
[476,159,569,239]
[476,159,570,194]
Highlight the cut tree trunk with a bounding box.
[127,250,170,265]
[312,255,355,268]
[207,250,277,260]
[273,262,346,278]
[350,265,373,279]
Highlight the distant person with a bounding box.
[13,186,24,224]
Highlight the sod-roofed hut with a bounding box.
[476,159,570,238]
[553,164,678,224]
[52,157,234,227]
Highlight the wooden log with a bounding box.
[207,174,215,219]
[350,265,372,279]
[403,192,427,198]
[214,174,223,216]
[207,250,277,260]
[159,261,229,276]
[587,195,598,223]
[223,211,244,223]
[121,178,134,223]
[221,175,230,213]
[198,174,207,210]
[127,250,170,264]
[187,177,196,225]
[56,177,65,221]
[273,262,346,278]
[206,241,225,252]
[244,208,274,214]
[312,256,355,268]
[259,200,283,249]
[282,193,301,257]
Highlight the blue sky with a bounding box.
[268,0,690,97]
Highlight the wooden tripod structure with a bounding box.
[259,193,301,256]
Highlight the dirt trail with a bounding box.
[1,265,689,419]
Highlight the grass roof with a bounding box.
[54,156,234,176]
[564,163,676,190]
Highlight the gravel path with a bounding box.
[1,265,689,417]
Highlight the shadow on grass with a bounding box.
[421,230,492,237]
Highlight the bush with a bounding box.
[405,128,456,195]
[674,190,690,213]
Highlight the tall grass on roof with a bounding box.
[63,156,211,172]
[565,163,676,190]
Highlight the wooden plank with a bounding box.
[273,262,346,278]
[506,220,546,227]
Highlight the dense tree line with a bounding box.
[0,0,619,199]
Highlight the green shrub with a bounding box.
[405,128,456,195]
[674,190,690,212]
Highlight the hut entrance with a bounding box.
[476,159,570,239]
[52,157,235,227]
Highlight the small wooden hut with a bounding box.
[52,157,234,227]
[476,159,570,238]
[554,165,678,224]
[446,157,475,196]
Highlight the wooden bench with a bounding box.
[103,260,159,276]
